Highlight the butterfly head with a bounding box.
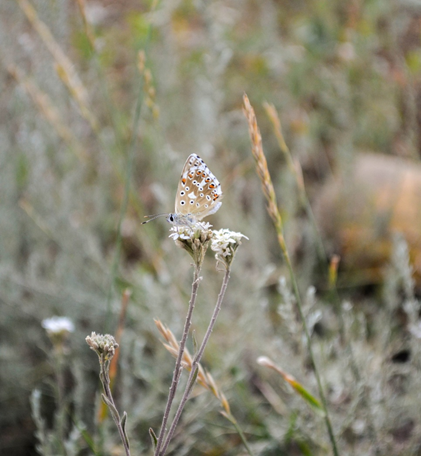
[166,213,197,227]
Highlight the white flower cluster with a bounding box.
[210,229,248,265]
[169,222,212,241]
[42,316,75,335]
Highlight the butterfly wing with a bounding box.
[175,154,223,220]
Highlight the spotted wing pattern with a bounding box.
[174,154,223,220]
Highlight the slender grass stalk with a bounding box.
[104,57,144,331]
[154,265,203,456]
[263,102,326,260]
[105,0,159,330]
[222,412,254,456]
[17,0,163,278]
[243,94,339,456]
[16,0,99,131]
[264,102,380,453]
[159,267,231,456]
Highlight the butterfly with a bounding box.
[142,153,223,226]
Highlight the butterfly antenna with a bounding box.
[141,213,167,225]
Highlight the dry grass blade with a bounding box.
[242,94,287,255]
[257,357,324,416]
[75,0,96,50]
[243,93,339,456]
[8,64,85,159]
[242,94,283,234]
[16,0,99,131]
[154,319,230,414]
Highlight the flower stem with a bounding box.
[159,267,231,456]
[100,359,131,456]
[154,265,202,456]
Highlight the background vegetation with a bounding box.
[1,0,421,454]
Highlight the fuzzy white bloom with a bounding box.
[211,229,248,266]
[42,316,75,335]
[169,222,212,241]
[169,222,214,266]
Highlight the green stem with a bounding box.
[283,251,339,456]
[104,0,158,332]
[226,414,254,456]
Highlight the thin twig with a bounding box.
[160,267,231,455]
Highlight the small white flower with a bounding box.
[169,222,212,241]
[211,229,248,266]
[409,322,421,339]
[169,222,214,266]
[42,316,75,335]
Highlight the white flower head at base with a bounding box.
[211,229,248,268]
[42,316,75,349]
[169,222,214,267]
[42,316,75,336]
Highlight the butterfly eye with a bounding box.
[180,191,185,196]
[180,201,186,205]
[200,193,204,197]
[190,200,194,204]
[206,195,211,201]
[169,215,174,221]
[209,184,215,189]
[192,180,197,185]
[205,178,211,182]
[185,186,190,191]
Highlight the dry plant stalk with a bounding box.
[75,0,96,50]
[17,0,99,131]
[155,319,254,456]
[7,64,86,160]
[154,319,230,414]
[242,94,286,254]
[264,98,379,451]
[243,93,339,456]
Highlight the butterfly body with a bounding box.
[142,154,223,226]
